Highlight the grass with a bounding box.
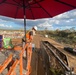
[38,30,76,48]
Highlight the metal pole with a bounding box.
[24,15,26,42]
[23,0,26,42]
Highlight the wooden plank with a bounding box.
[0,54,13,73]
[6,60,19,75]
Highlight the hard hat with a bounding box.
[33,26,37,31]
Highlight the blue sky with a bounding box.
[0,9,76,30]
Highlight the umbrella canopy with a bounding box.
[0,0,76,19]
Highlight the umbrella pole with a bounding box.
[23,0,26,42]
[24,15,26,42]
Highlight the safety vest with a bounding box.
[23,31,32,42]
[26,32,31,40]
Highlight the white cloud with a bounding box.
[53,14,69,20]
[9,25,12,28]
[0,24,5,27]
[45,19,60,25]
[38,21,52,28]
[0,24,13,28]
[37,21,54,30]
[72,12,76,15]
[53,9,76,20]
[66,20,70,22]
[55,20,60,24]
[70,19,74,21]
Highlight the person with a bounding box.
[22,26,37,58]
[22,26,37,74]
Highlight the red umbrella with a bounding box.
[0,0,76,35]
[0,0,76,19]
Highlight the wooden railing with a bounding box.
[0,43,32,75]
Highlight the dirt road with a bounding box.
[31,34,45,75]
[31,34,76,75]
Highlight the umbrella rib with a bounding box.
[0,0,6,4]
[13,0,23,7]
[28,0,44,6]
[25,0,44,8]
[14,7,20,18]
[30,6,40,8]
[29,10,35,19]
[30,8,35,19]
[34,0,52,17]
[4,2,22,7]
[27,4,35,19]
[55,0,76,8]
[4,1,22,18]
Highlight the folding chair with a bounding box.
[3,38,14,49]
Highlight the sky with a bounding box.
[0,9,76,30]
